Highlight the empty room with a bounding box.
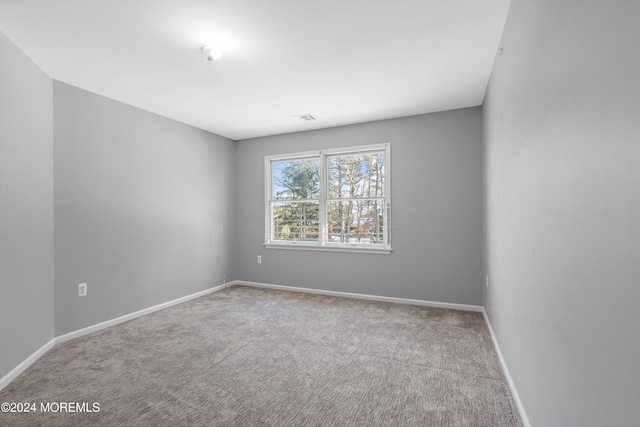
[0,0,638,426]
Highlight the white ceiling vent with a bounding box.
[295,114,316,121]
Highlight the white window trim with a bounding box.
[264,143,392,254]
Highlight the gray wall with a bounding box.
[484,1,640,426]
[0,31,55,378]
[235,109,484,305]
[53,82,235,335]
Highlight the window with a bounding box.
[265,143,391,254]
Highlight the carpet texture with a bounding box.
[0,285,523,426]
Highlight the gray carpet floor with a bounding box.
[0,285,523,426]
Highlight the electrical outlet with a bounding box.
[485,275,489,288]
[222,275,226,284]
[257,255,262,264]
[78,283,87,297]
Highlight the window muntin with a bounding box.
[265,144,391,253]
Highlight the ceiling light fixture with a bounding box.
[201,45,222,64]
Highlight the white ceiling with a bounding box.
[0,0,510,140]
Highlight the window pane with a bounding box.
[273,158,320,200]
[328,152,384,199]
[273,201,319,241]
[327,199,384,244]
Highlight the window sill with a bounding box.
[264,243,392,255]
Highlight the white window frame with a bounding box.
[264,143,392,254]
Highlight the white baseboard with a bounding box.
[0,283,232,391]
[482,309,531,427]
[233,280,484,312]
[56,283,233,343]
[0,338,56,391]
